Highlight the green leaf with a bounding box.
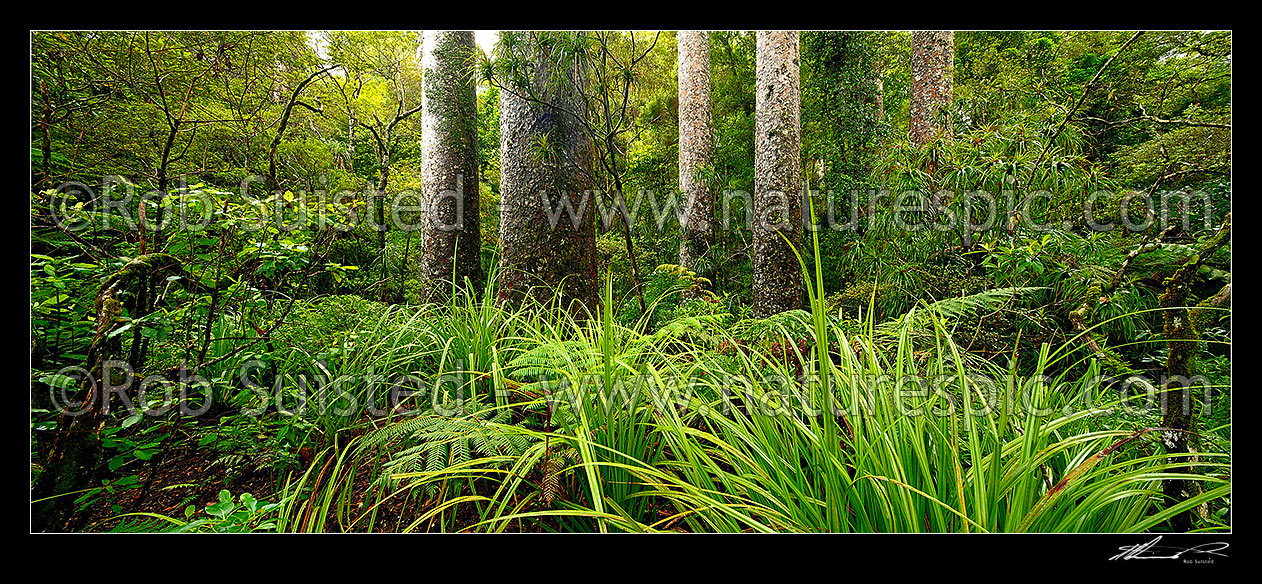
[116,475,140,487]
[205,500,235,518]
[106,323,134,339]
[108,454,128,472]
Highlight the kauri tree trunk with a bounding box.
[497,32,600,315]
[420,30,484,302]
[909,30,954,147]
[752,31,804,318]
[678,30,717,299]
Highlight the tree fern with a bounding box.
[878,286,1048,334]
[364,407,538,497]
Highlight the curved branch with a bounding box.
[267,63,339,189]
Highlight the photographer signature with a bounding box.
[1110,536,1229,561]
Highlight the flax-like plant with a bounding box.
[278,220,1229,533]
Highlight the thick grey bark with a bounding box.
[909,31,954,147]
[677,30,717,299]
[497,32,600,314]
[752,31,804,318]
[420,30,484,302]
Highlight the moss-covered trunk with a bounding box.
[32,254,181,531]
[1158,214,1230,532]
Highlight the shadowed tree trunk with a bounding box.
[496,32,600,315]
[752,31,804,318]
[1159,214,1230,532]
[419,30,484,302]
[909,30,954,147]
[678,30,716,300]
[32,254,182,532]
[874,77,885,122]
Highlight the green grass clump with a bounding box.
[270,222,1229,533]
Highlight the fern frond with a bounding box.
[878,286,1048,334]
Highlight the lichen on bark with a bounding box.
[496,32,600,316]
[677,30,716,301]
[420,31,484,303]
[909,31,954,147]
[752,31,804,318]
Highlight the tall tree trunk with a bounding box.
[419,30,484,303]
[38,79,53,189]
[346,111,356,172]
[874,76,885,122]
[909,31,954,147]
[376,158,390,302]
[497,32,600,315]
[752,31,803,318]
[677,30,716,300]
